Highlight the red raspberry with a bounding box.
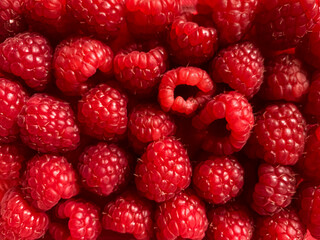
[128,104,176,153]
[168,14,218,66]
[255,0,320,50]
[254,207,306,240]
[125,0,181,38]
[53,37,113,96]
[0,78,28,143]
[48,222,70,240]
[0,179,18,202]
[17,93,80,153]
[154,190,208,240]
[211,42,264,98]
[0,187,49,240]
[251,163,296,216]
[192,155,244,204]
[78,83,128,141]
[206,204,254,240]
[56,199,102,240]
[260,54,309,102]
[0,32,52,91]
[246,103,306,165]
[0,144,25,180]
[67,0,126,40]
[114,43,168,95]
[306,73,320,117]
[158,67,215,116]
[135,137,192,202]
[305,230,318,240]
[102,191,153,240]
[192,91,254,155]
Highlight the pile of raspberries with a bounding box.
[2,0,320,239]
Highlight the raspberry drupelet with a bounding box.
[0,143,25,180]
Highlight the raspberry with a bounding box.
[17,93,80,153]
[48,222,70,240]
[206,204,254,240]
[0,144,25,180]
[260,54,309,102]
[77,83,128,141]
[192,155,244,204]
[67,0,126,40]
[305,230,318,240]
[306,74,320,117]
[246,103,306,165]
[154,190,208,240]
[128,104,176,153]
[0,187,49,240]
[0,179,18,201]
[114,43,168,95]
[168,14,218,66]
[158,67,215,116]
[254,207,306,240]
[53,36,113,96]
[192,91,254,155]
[135,137,192,202]
[125,0,181,38]
[78,142,132,196]
[251,163,296,216]
[0,78,28,143]
[102,191,153,240]
[255,0,320,50]
[211,42,264,98]
[56,199,102,240]
[0,32,53,91]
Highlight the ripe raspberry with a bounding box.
[0,32,52,91]
[251,163,296,216]
[206,204,254,240]
[102,191,153,240]
[17,93,80,153]
[192,155,244,204]
[0,78,27,143]
[135,137,192,202]
[78,83,128,141]
[0,144,25,180]
[125,0,181,37]
[158,67,215,116]
[260,54,309,102]
[67,0,126,40]
[246,103,306,165]
[0,179,18,201]
[211,42,264,98]
[0,187,49,240]
[254,207,305,240]
[168,14,218,65]
[255,0,320,50]
[48,222,70,240]
[154,190,208,240]
[56,199,102,240]
[306,74,320,117]
[53,37,113,96]
[128,104,176,153]
[192,91,254,155]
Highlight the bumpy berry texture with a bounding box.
[78,83,128,141]
[155,190,208,240]
[251,163,296,216]
[53,37,113,96]
[158,67,215,116]
[135,137,192,202]
[114,43,168,95]
[0,144,25,180]
[306,73,320,117]
[0,78,27,143]
[192,155,244,204]
[17,93,80,153]
[260,54,309,102]
[56,199,102,240]
[78,142,131,196]
[128,104,176,153]
[0,187,49,240]
[168,15,218,65]
[102,191,153,240]
[255,0,320,50]
[206,204,254,240]
[254,207,305,240]
[192,91,254,155]
[211,41,264,98]
[0,32,52,90]
[246,103,306,165]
